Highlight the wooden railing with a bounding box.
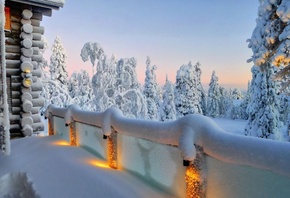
[46,104,290,198]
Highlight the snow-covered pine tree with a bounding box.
[81,42,147,118]
[143,56,161,120]
[160,75,176,121]
[239,81,251,120]
[227,88,244,119]
[231,88,244,100]
[115,57,147,119]
[91,54,116,112]
[245,65,282,140]
[68,72,78,99]
[207,71,221,118]
[194,62,205,115]
[248,0,290,86]
[175,61,201,118]
[47,36,71,108]
[81,42,104,74]
[219,86,233,118]
[68,70,94,111]
[81,42,117,112]
[50,36,68,85]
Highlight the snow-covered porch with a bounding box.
[0,135,173,198]
[1,104,290,198]
[45,104,290,198]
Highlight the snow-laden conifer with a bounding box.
[49,36,68,85]
[245,65,282,140]
[160,75,176,121]
[207,71,220,118]
[194,62,205,115]
[68,70,94,111]
[175,62,202,118]
[45,36,71,108]
[91,54,116,112]
[219,87,233,118]
[248,0,290,87]
[143,57,161,120]
[239,81,251,120]
[81,42,147,118]
[114,57,147,118]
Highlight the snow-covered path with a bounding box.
[0,136,174,198]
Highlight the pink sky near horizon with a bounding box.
[42,0,258,91]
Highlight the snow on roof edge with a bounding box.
[8,0,64,9]
[46,104,290,178]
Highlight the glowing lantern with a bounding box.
[22,78,32,87]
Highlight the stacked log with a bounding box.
[5,9,22,136]
[29,10,45,133]
[4,2,51,137]
[19,8,45,136]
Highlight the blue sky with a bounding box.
[42,0,259,90]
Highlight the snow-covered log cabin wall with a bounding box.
[0,0,10,154]
[4,0,63,137]
[47,105,290,198]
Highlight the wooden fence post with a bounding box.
[185,145,206,198]
[69,122,77,146]
[48,114,54,136]
[108,130,117,169]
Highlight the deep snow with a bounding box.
[0,135,173,198]
[1,117,289,197]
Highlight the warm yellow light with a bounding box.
[108,134,117,169]
[86,159,110,169]
[69,124,77,146]
[52,140,70,146]
[24,69,31,73]
[186,166,200,181]
[23,78,32,87]
[185,164,205,198]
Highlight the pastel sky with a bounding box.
[42,0,259,90]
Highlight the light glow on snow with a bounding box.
[52,140,70,146]
[85,159,110,169]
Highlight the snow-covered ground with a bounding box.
[0,135,173,198]
[1,117,288,197]
[0,118,246,197]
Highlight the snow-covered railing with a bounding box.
[46,104,290,197]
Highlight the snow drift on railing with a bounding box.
[46,104,290,177]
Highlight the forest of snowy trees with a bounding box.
[42,37,290,142]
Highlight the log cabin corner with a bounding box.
[0,0,64,144]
